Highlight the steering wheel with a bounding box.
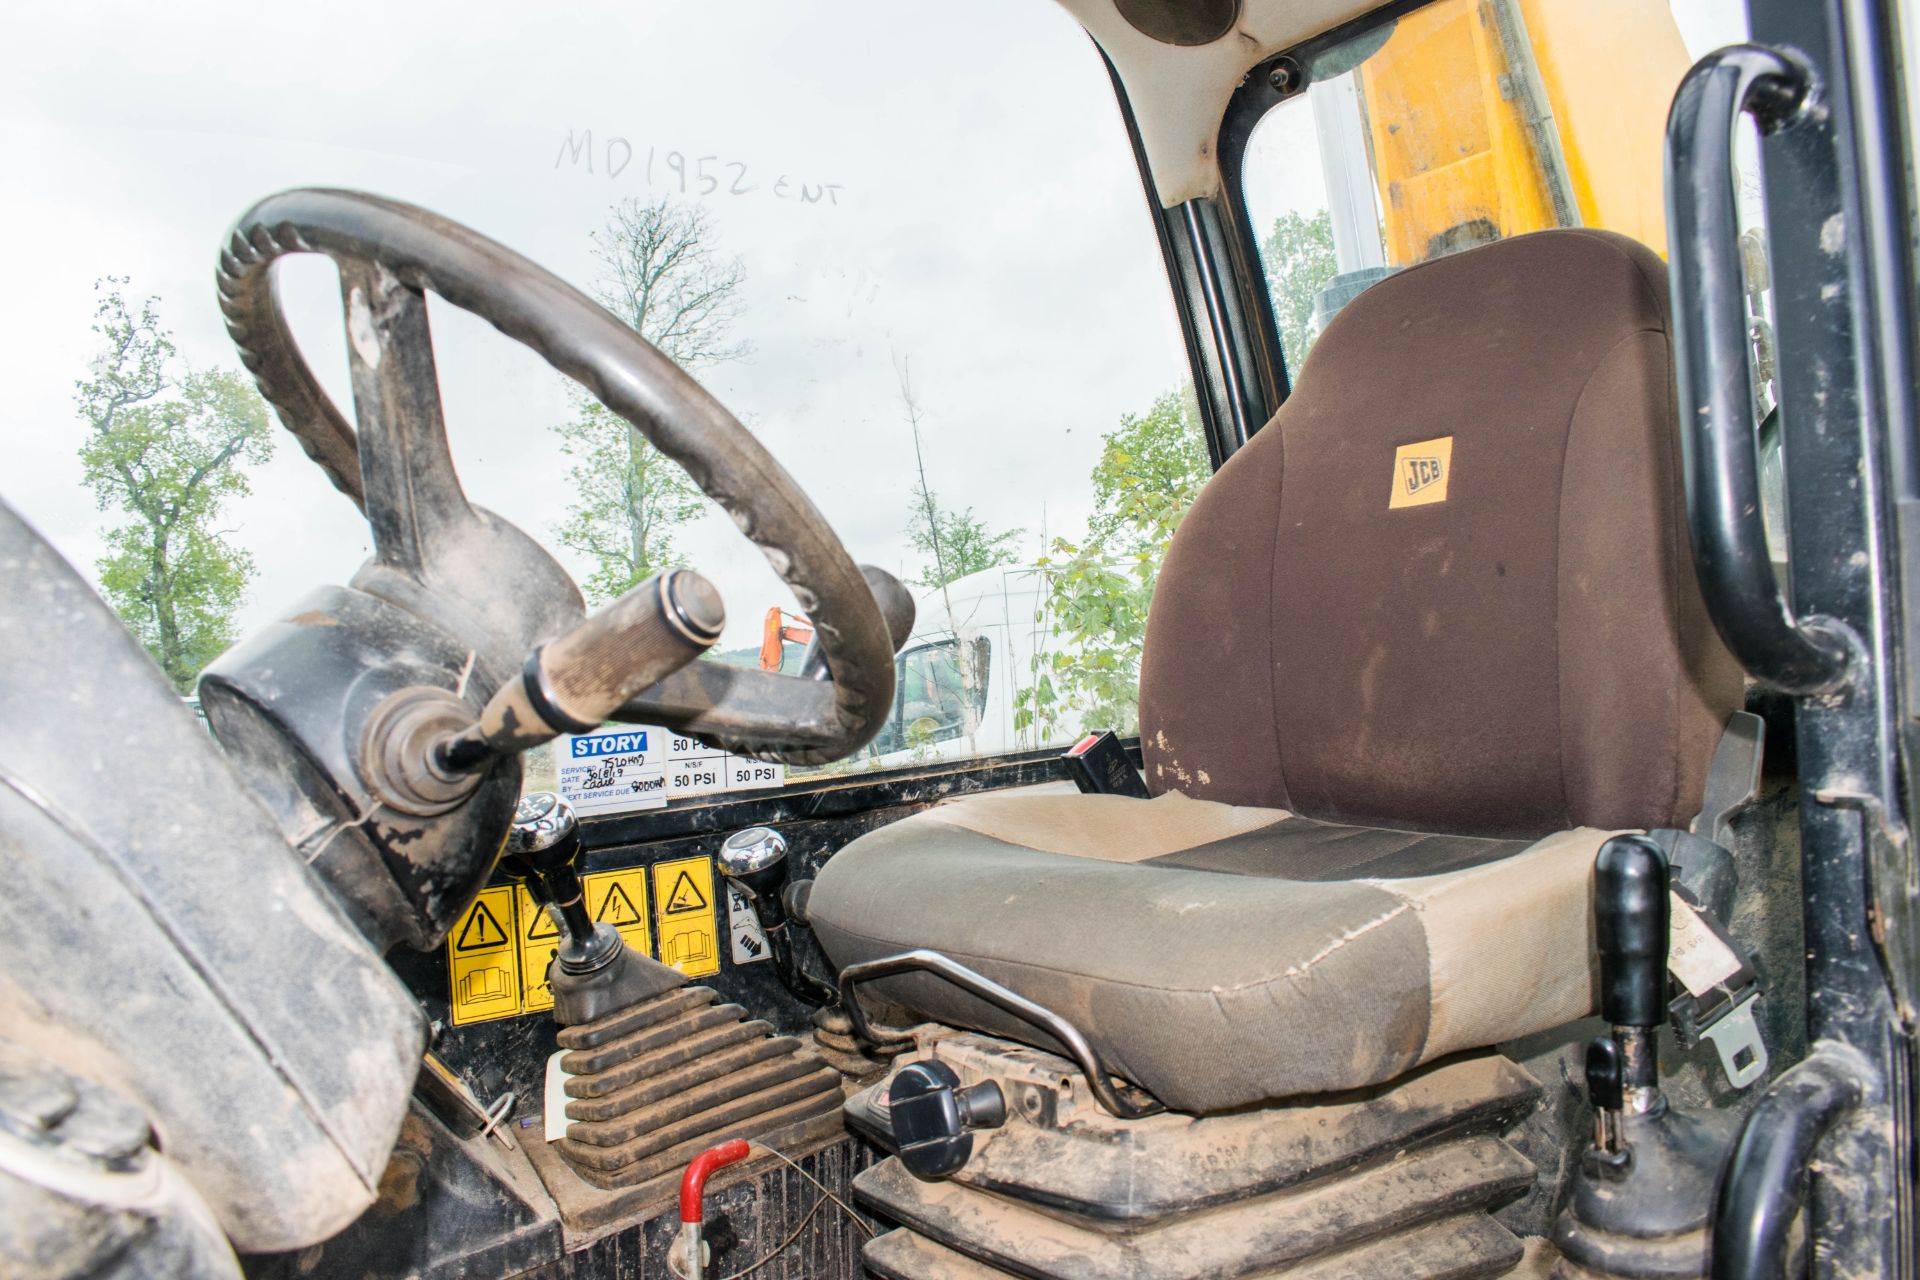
[215,189,905,767]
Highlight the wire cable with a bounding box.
[750,1141,875,1238]
[713,1141,876,1280]
[718,1196,825,1280]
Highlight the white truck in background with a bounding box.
[863,564,1076,770]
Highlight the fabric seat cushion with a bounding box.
[809,789,1613,1113]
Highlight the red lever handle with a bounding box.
[680,1139,752,1223]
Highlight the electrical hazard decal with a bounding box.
[1388,435,1453,509]
[448,864,695,1024]
[652,855,721,977]
[589,870,652,958]
[448,887,522,1025]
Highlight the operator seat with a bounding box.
[807,230,1742,1115]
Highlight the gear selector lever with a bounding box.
[503,792,682,1024]
[718,826,840,1006]
[440,569,725,771]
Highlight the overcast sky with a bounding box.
[0,1,1193,651]
[0,0,1813,661]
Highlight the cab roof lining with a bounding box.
[1058,0,1379,206]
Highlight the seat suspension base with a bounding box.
[846,1028,1549,1280]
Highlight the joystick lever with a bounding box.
[503,792,622,976]
[1588,834,1671,1156]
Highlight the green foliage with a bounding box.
[1261,209,1340,368]
[1017,388,1210,741]
[75,279,273,692]
[553,400,706,602]
[555,197,746,603]
[905,482,1022,589]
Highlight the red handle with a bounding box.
[679,1139,752,1223]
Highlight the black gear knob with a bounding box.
[1594,835,1671,1029]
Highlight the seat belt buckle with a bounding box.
[1666,885,1768,1089]
[1062,730,1150,799]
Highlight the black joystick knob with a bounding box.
[505,792,621,976]
[1595,835,1671,1030]
[1587,835,1672,1154]
[888,1060,1007,1181]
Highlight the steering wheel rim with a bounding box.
[216,188,896,764]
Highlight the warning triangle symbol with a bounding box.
[664,870,709,915]
[456,901,508,952]
[597,883,643,926]
[525,900,558,941]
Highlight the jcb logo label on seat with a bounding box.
[1389,436,1454,509]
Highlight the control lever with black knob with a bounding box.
[717,826,840,1006]
[1589,833,1672,1156]
[1551,835,1740,1278]
[502,792,683,1025]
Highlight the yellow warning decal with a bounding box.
[652,856,721,978]
[516,885,561,1014]
[448,886,522,1026]
[1388,435,1453,509]
[589,869,653,957]
[513,870,652,1013]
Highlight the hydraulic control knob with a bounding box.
[504,792,621,976]
[888,1060,1006,1181]
[718,827,793,925]
[718,827,838,1005]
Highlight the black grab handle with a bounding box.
[1665,47,1856,695]
[1711,1045,1867,1280]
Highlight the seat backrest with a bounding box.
[1138,229,1741,838]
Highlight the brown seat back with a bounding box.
[1138,230,1741,837]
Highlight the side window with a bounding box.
[8,3,1199,818]
[1242,0,1697,373]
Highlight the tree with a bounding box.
[75,279,273,691]
[1261,210,1340,367]
[553,197,747,603]
[905,483,1022,589]
[1017,388,1210,740]
[892,361,1023,753]
[555,401,708,603]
